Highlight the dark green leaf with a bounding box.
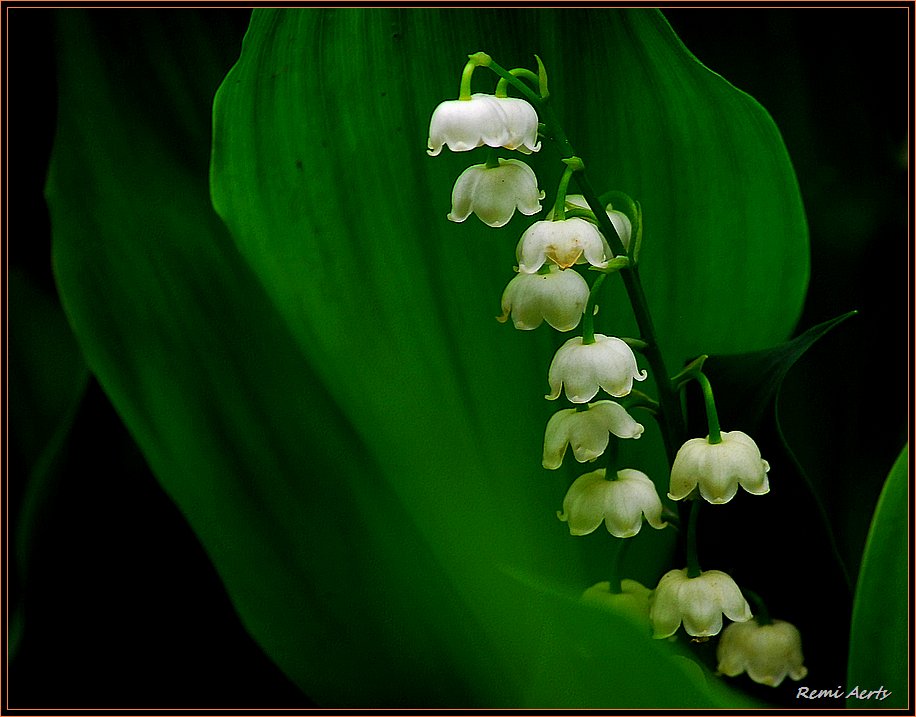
[847,445,908,708]
[699,311,856,434]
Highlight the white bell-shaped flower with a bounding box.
[557,468,667,538]
[668,431,771,504]
[649,568,753,639]
[717,618,808,687]
[543,401,644,470]
[448,159,544,227]
[546,334,647,403]
[548,194,632,251]
[497,266,589,332]
[427,94,540,156]
[516,218,612,273]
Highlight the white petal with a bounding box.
[558,469,612,535]
[542,408,576,470]
[588,401,645,439]
[649,569,690,639]
[447,164,485,223]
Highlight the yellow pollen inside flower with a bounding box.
[547,246,583,269]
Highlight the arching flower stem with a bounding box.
[551,158,583,221]
[495,68,540,98]
[458,58,480,100]
[696,371,722,444]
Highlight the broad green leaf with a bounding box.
[209,7,809,600]
[847,445,908,708]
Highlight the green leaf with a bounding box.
[847,445,908,708]
[209,9,810,599]
[700,311,856,435]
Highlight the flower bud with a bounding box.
[581,579,652,630]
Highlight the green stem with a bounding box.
[495,69,540,98]
[696,371,722,444]
[607,538,630,594]
[603,434,620,479]
[551,160,580,220]
[686,498,702,578]
[484,149,500,169]
[581,272,605,345]
[459,56,486,100]
[742,588,772,625]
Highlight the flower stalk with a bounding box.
[696,371,722,444]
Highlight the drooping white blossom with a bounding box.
[717,618,808,687]
[427,94,540,156]
[668,431,771,504]
[557,468,667,538]
[546,334,647,403]
[548,194,632,251]
[516,218,611,273]
[543,401,644,470]
[649,568,753,639]
[497,265,589,331]
[447,159,544,227]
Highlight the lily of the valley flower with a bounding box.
[548,194,633,251]
[717,618,808,687]
[427,94,541,156]
[557,468,667,538]
[516,218,611,273]
[581,579,653,629]
[448,158,544,227]
[546,334,647,403]
[543,401,644,469]
[497,265,589,331]
[668,431,771,504]
[649,568,753,639]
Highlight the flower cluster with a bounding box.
[427,52,806,694]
